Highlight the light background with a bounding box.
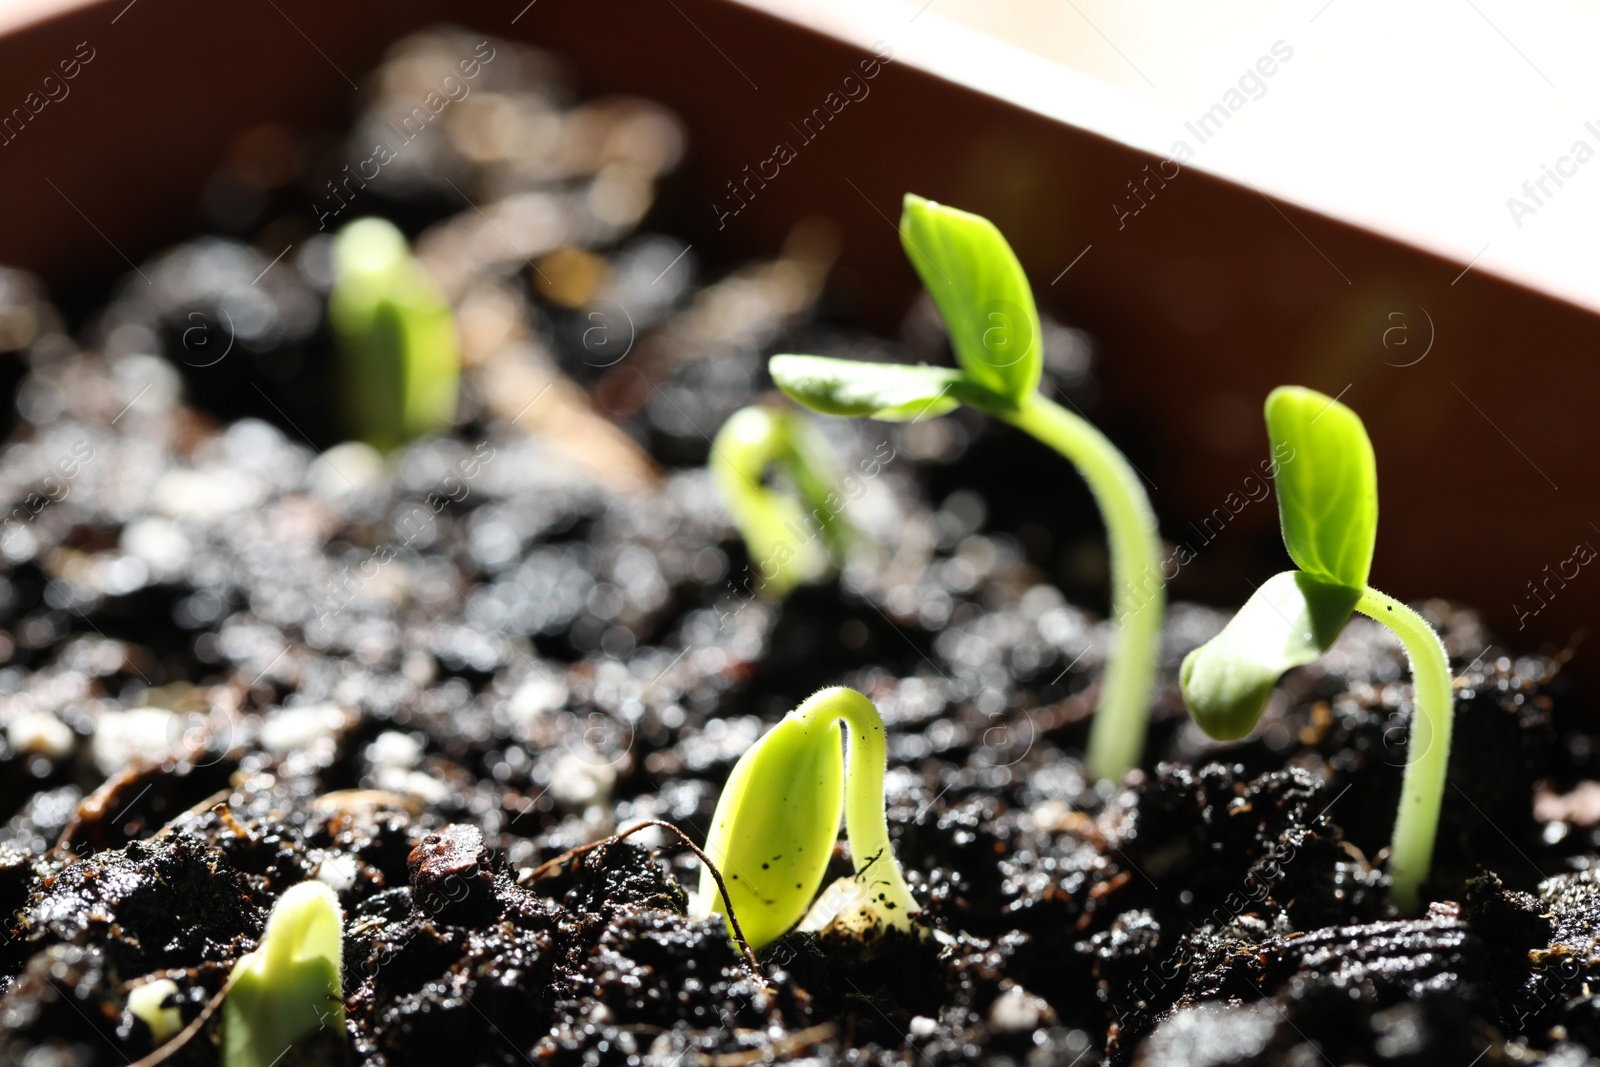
[771,0,1595,312]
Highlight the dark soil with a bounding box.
[0,25,1592,1067]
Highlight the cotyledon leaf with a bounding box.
[899,194,1042,406]
[1180,570,1362,741]
[698,710,844,949]
[710,406,833,598]
[223,881,344,1067]
[1264,385,1377,590]
[769,354,967,421]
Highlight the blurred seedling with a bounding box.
[329,217,460,452]
[711,404,853,599]
[126,977,183,1045]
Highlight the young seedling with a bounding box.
[711,404,853,599]
[223,881,345,1067]
[694,686,918,949]
[769,195,1163,781]
[1180,386,1453,913]
[126,977,183,1045]
[329,217,460,452]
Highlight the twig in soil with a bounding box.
[56,778,232,855]
[703,1022,839,1066]
[212,802,253,839]
[522,819,764,978]
[613,820,764,977]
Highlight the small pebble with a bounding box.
[150,468,261,523]
[120,518,191,581]
[368,730,423,771]
[317,853,360,892]
[91,707,177,774]
[549,749,616,809]
[307,441,386,499]
[407,824,494,921]
[988,984,1052,1033]
[509,676,567,723]
[259,704,346,753]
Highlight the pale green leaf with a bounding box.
[710,406,843,598]
[769,354,965,421]
[127,979,182,1045]
[700,710,844,949]
[223,881,344,1067]
[1180,570,1360,740]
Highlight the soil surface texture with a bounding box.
[0,25,1591,1067]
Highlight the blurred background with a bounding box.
[783,0,1597,311]
[0,0,1594,668]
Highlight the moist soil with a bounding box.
[0,25,1596,1067]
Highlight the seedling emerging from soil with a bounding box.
[711,404,852,599]
[127,978,183,1045]
[696,686,918,949]
[329,217,460,452]
[1180,386,1453,913]
[223,881,345,1067]
[769,195,1163,781]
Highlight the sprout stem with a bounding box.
[712,406,850,599]
[1003,393,1164,781]
[794,688,919,928]
[1355,587,1454,913]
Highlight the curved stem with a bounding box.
[711,407,848,599]
[1356,586,1454,913]
[779,413,854,558]
[1002,393,1165,781]
[797,688,919,929]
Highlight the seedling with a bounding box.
[769,195,1163,781]
[329,217,460,452]
[223,881,345,1067]
[127,977,183,1045]
[711,404,853,599]
[1180,386,1453,913]
[694,686,918,949]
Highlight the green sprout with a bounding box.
[769,194,1163,781]
[329,217,460,452]
[694,686,918,949]
[223,881,345,1067]
[711,404,853,599]
[1179,386,1453,913]
[126,977,183,1045]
